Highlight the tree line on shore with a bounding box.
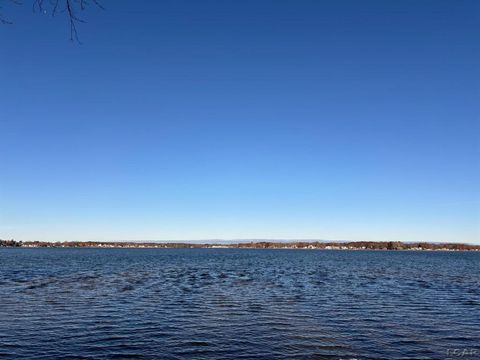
[1,239,479,251]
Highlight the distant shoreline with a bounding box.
[1,240,479,251]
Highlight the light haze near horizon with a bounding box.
[1,0,479,243]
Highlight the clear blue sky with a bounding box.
[1,0,479,243]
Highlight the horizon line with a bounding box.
[5,238,479,246]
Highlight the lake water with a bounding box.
[0,248,479,359]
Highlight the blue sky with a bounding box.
[1,0,479,243]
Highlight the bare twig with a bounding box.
[1,0,22,24]
[51,0,59,17]
[3,0,104,43]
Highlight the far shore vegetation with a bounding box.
[1,239,479,251]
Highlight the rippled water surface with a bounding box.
[0,248,479,359]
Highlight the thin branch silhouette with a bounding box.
[1,0,21,24]
[2,0,103,43]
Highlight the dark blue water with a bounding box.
[0,248,479,359]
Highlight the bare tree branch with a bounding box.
[3,0,103,43]
[1,0,21,24]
